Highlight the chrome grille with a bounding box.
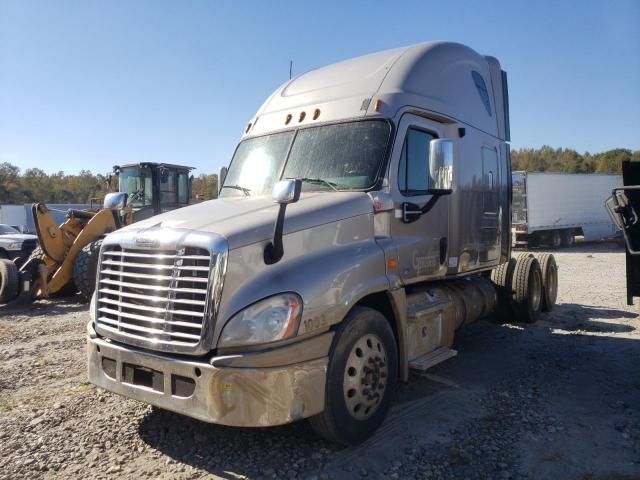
[96,245,212,348]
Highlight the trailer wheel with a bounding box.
[308,306,398,445]
[490,257,517,323]
[0,259,20,303]
[511,255,543,323]
[73,239,103,304]
[550,230,562,249]
[561,230,575,248]
[536,253,558,312]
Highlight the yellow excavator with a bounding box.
[0,163,193,307]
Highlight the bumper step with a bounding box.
[409,347,457,372]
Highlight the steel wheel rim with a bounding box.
[343,333,388,420]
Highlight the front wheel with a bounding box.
[308,306,398,445]
[73,239,103,303]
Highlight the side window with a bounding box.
[482,146,499,212]
[160,170,178,206]
[472,71,492,116]
[398,128,434,195]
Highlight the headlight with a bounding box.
[218,293,302,348]
[6,242,22,251]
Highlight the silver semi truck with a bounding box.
[87,42,556,445]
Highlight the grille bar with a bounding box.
[98,307,203,329]
[103,250,210,261]
[100,277,208,295]
[102,259,210,271]
[97,320,201,341]
[99,296,203,317]
[98,288,207,306]
[100,269,209,283]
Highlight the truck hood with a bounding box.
[123,192,375,249]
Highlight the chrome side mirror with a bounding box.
[103,192,128,209]
[272,179,302,204]
[264,179,302,265]
[218,166,228,196]
[428,138,454,194]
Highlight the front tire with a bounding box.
[73,239,103,303]
[0,259,20,303]
[308,306,398,445]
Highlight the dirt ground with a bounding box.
[0,244,638,480]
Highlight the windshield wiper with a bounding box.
[221,185,251,196]
[298,177,340,192]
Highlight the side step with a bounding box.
[409,347,458,372]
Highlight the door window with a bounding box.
[178,173,189,205]
[398,128,435,195]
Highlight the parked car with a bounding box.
[0,224,38,266]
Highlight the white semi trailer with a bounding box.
[512,172,622,248]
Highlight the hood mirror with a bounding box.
[264,179,302,265]
[103,192,128,210]
[272,179,302,204]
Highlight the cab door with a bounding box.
[480,145,501,263]
[389,114,450,284]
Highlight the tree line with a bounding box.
[511,146,640,174]
[1,147,639,204]
[0,163,219,204]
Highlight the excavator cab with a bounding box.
[110,163,193,222]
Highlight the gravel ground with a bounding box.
[0,244,638,480]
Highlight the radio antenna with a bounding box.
[289,60,293,80]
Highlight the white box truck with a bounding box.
[512,172,622,248]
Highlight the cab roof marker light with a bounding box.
[313,109,321,120]
[298,111,306,122]
[285,114,292,125]
[374,99,383,112]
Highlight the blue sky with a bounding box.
[1,0,639,176]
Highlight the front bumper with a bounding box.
[87,328,329,427]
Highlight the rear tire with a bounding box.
[536,253,558,312]
[511,255,543,324]
[308,306,398,446]
[0,259,20,303]
[550,230,562,249]
[73,239,103,304]
[490,257,517,323]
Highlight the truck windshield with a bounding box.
[221,120,391,197]
[119,167,153,207]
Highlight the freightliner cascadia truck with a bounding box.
[87,42,558,445]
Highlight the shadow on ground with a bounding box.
[136,315,640,479]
